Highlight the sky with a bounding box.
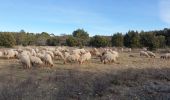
[0,0,170,36]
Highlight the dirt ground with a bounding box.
[0,52,170,100]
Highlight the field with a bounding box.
[0,50,170,100]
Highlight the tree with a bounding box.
[89,35,110,47]
[157,35,166,48]
[111,33,124,47]
[66,36,78,46]
[36,32,50,46]
[140,32,161,50]
[72,29,89,46]
[46,37,59,46]
[124,30,140,48]
[0,33,16,47]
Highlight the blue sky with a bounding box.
[0,0,170,36]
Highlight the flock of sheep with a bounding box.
[0,46,169,69]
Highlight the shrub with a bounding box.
[111,33,124,47]
[0,33,16,47]
[90,35,110,47]
[66,36,79,46]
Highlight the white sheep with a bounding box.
[20,54,31,69]
[64,53,80,64]
[90,48,101,57]
[46,51,54,59]
[53,50,64,59]
[0,51,3,57]
[21,50,31,56]
[31,49,37,56]
[160,53,170,59]
[100,52,117,64]
[5,49,16,59]
[147,51,156,58]
[72,49,86,55]
[79,52,91,64]
[35,48,39,53]
[140,51,149,57]
[29,56,43,67]
[109,50,119,59]
[44,54,54,67]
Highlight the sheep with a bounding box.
[37,53,45,60]
[79,52,91,64]
[31,49,37,56]
[90,48,101,57]
[103,49,119,60]
[20,54,31,69]
[44,54,54,67]
[147,51,156,58]
[72,49,86,55]
[5,49,16,59]
[109,50,119,59]
[160,53,170,59]
[53,50,64,59]
[0,51,3,57]
[64,53,80,64]
[46,51,54,59]
[35,48,39,53]
[29,56,43,67]
[140,51,149,57]
[100,52,117,64]
[56,46,69,52]
[21,50,31,56]
[14,50,19,59]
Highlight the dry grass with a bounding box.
[0,52,170,100]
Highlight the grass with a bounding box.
[0,52,170,100]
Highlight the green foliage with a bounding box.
[36,32,50,46]
[73,29,89,39]
[111,33,124,47]
[90,35,110,47]
[72,29,89,46]
[46,37,59,46]
[140,32,166,50]
[0,33,16,47]
[66,36,78,46]
[124,31,140,48]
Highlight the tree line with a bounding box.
[0,28,170,50]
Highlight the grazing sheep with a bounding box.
[44,54,54,67]
[160,53,170,59]
[53,50,64,59]
[0,51,3,57]
[72,49,86,55]
[90,48,101,57]
[31,49,37,56]
[147,51,156,58]
[100,52,117,64]
[56,46,69,52]
[20,54,31,69]
[46,51,54,59]
[21,50,31,56]
[109,50,119,59]
[64,52,70,58]
[37,53,45,61]
[6,49,16,59]
[30,56,43,67]
[35,48,39,53]
[79,52,91,64]
[140,51,149,57]
[64,53,80,64]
